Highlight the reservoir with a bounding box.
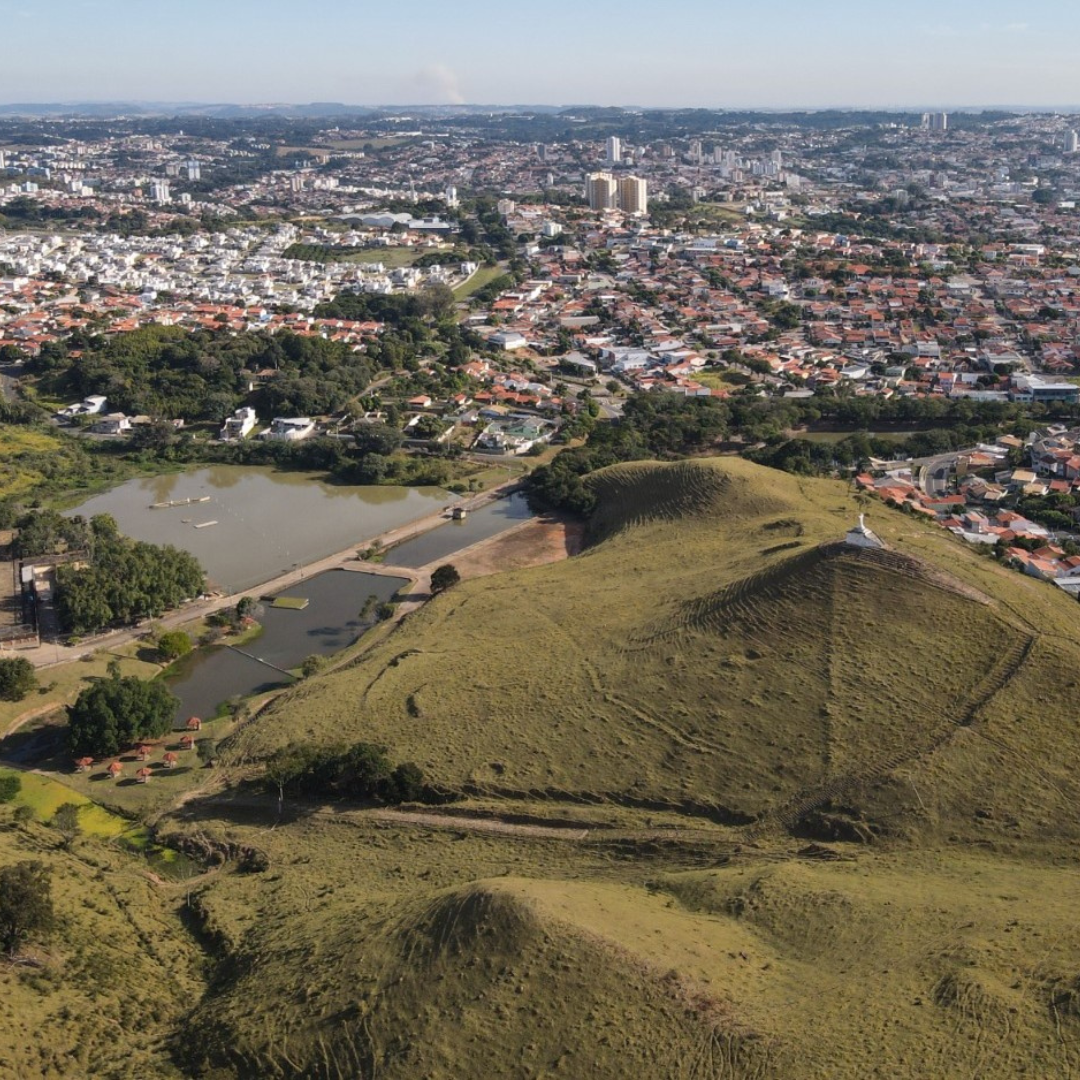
[385,490,533,568]
[66,466,452,592]
[165,568,408,723]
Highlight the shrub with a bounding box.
[157,630,193,661]
[300,655,326,678]
[0,774,20,803]
[430,564,461,594]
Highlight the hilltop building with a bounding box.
[845,514,885,550]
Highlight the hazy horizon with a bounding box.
[3,0,1077,111]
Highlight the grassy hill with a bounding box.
[229,457,1080,846]
[11,455,1080,1078]
[0,815,203,1079]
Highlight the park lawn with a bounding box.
[0,650,161,737]
[0,765,142,840]
[342,247,428,268]
[453,264,505,300]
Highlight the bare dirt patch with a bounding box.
[452,514,584,580]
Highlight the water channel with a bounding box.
[65,466,536,722]
[165,568,408,724]
[66,466,452,592]
[385,490,534,568]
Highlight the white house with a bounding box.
[264,417,316,441]
[489,331,528,351]
[91,413,132,436]
[220,407,258,442]
[58,395,107,418]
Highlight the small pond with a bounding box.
[165,569,408,723]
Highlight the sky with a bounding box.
[2,0,1079,109]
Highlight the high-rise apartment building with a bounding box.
[617,175,648,215]
[186,160,201,181]
[925,112,948,132]
[1065,130,1079,154]
[149,179,171,204]
[586,172,618,210]
[606,136,622,165]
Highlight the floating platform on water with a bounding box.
[150,496,211,510]
[271,596,309,610]
[193,520,218,529]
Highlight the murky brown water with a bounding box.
[66,466,451,592]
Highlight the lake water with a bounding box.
[385,491,534,568]
[166,568,408,723]
[66,466,452,592]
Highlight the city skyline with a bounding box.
[2,0,1078,110]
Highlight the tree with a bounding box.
[0,861,54,956]
[0,657,36,702]
[430,564,461,595]
[51,802,81,848]
[156,630,193,661]
[300,654,326,678]
[196,738,218,768]
[0,773,20,803]
[67,673,179,757]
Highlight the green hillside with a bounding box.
[10,456,1080,1079]
[230,457,1080,846]
[0,820,203,1079]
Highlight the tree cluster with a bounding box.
[264,741,428,804]
[67,668,179,757]
[54,515,204,635]
[30,325,377,422]
[526,393,730,513]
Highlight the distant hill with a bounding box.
[0,102,563,119]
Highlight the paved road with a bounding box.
[914,452,965,495]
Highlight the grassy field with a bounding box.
[453,264,505,300]
[342,246,427,268]
[11,455,1080,1077]
[0,427,65,500]
[796,428,921,444]
[694,370,750,391]
[233,458,1065,838]
[0,812,204,1079]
